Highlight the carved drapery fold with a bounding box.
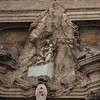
[0,2,99,98]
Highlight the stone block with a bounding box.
[28,63,54,78]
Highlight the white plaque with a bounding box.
[28,63,54,78]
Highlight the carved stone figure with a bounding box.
[18,2,79,96]
[0,2,99,98]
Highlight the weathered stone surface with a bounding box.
[0,1,99,99]
[0,0,100,22]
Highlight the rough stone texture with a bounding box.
[0,22,99,99]
[0,1,99,100]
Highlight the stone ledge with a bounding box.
[0,80,99,98]
[0,87,86,98]
[0,8,100,22]
[0,0,100,22]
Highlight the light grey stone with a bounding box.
[28,63,54,78]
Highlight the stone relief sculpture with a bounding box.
[0,2,100,97]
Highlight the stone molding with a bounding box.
[0,8,100,22]
[0,0,100,22]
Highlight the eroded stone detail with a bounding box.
[86,89,100,100]
[0,2,100,98]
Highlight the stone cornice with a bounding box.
[0,80,99,98]
[0,0,100,22]
[0,86,87,98]
[0,8,100,22]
